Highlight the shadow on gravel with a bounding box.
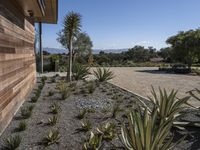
[172,127,200,150]
[135,70,190,76]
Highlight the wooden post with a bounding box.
[39,22,43,74]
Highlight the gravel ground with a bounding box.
[1,76,199,149]
[107,67,200,107]
[0,78,148,150]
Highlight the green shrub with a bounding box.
[2,135,21,150]
[83,132,103,150]
[93,68,114,82]
[15,121,27,132]
[72,63,90,80]
[21,105,34,119]
[43,129,60,146]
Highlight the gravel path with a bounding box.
[108,67,200,106]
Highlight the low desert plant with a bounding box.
[43,129,61,146]
[120,108,179,150]
[111,104,122,118]
[93,68,114,82]
[38,84,44,90]
[41,76,47,84]
[15,121,27,132]
[83,132,103,150]
[2,135,21,150]
[97,122,115,141]
[76,109,87,120]
[140,87,191,129]
[48,90,54,96]
[21,105,34,119]
[86,81,96,94]
[50,103,61,114]
[77,120,92,132]
[188,88,200,102]
[35,89,41,97]
[48,115,58,126]
[57,81,71,99]
[30,96,38,103]
[72,63,90,80]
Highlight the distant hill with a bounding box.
[43,47,129,54]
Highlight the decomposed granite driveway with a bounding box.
[108,67,200,106]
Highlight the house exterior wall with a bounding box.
[0,1,36,134]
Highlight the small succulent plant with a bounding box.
[30,96,38,103]
[76,109,87,120]
[86,81,96,94]
[15,121,27,132]
[50,103,61,114]
[43,129,61,146]
[48,90,54,96]
[111,104,122,118]
[97,122,115,141]
[83,132,103,150]
[21,105,34,119]
[48,115,58,126]
[2,135,21,150]
[77,120,92,132]
[57,81,71,100]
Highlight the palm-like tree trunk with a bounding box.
[67,38,73,82]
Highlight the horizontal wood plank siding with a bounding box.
[0,1,36,134]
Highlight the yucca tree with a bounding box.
[58,12,82,82]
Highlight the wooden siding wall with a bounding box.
[0,1,36,134]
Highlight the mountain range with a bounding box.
[43,47,128,54]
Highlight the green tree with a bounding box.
[158,47,173,62]
[166,29,200,68]
[57,12,82,82]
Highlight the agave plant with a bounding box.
[93,68,114,82]
[50,103,61,114]
[139,87,190,127]
[72,63,90,80]
[2,135,21,150]
[48,115,58,126]
[43,129,61,146]
[188,88,200,103]
[120,108,180,150]
[97,122,115,141]
[83,132,103,150]
[76,109,87,120]
[77,120,92,132]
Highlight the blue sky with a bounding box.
[41,0,200,50]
